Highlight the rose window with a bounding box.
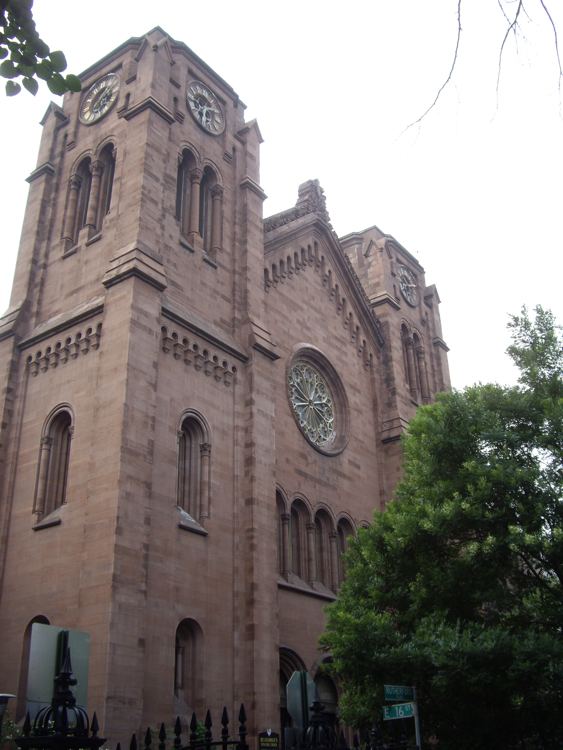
[288,361,335,447]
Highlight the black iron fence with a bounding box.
[12,653,416,750]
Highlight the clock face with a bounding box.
[288,361,335,448]
[187,81,225,135]
[79,73,120,125]
[398,264,418,306]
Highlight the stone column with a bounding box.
[33,436,52,515]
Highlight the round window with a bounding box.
[287,348,349,455]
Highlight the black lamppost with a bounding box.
[16,648,105,750]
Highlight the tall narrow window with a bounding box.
[74,159,92,240]
[337,518,354,586]
[97,144,115,222]
[290,500,309,581]
[177,413,210,521]
[62,158,92,248]
[34,409,73,518]
[413,332,430,403]
[276,491,286,576]
[314,510,333,589]
[176,149,197,239]
[199,167,216,253]
[174,619,203,718]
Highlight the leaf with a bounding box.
[0,47,8,60]
[46,72,66,95]
[0,59,18,78]
[5,79,21,96]
[48,50,67,73]
[22,75,37,95]
[35,58,52,80]
[65,73,81,92]
[33,38,49,58]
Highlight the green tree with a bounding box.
[0,0,80,96]
[322,307,563,749]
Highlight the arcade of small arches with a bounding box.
[276,490,360,595]
[176,146,223,260]
[62,139,224,260]
[400,322,431,404]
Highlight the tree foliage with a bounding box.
[322,307,563,749]
[0,0,80,96]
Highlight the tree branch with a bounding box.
[538,0,563,88]
[405,0,462,130]
[497,0,525,95]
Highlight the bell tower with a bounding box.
[0,27,279,741]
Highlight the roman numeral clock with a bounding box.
[186,80,225,135]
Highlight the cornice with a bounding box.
[121,96,175,124]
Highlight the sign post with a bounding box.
[383,685,421,749]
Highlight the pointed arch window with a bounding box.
[177,413,210,522]
[34,408,73,519]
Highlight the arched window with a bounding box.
[174,618,203,719]
[290,499,309,581]
[413,332,430,402]
[176,149,197,239]
[17,615,50,720]
[277,490,289,577]
[74,158,92,239]
[177,413,210,521]
[199,166,222,259]
[97,143,115,223]
[34,409,73,518]
[62,158,92,248]
[336,518,354,586]
[314,510,333,590]
[401,324,411,387]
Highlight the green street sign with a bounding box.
[383,702,415,721]
[384,684,415,702]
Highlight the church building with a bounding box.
[0,28,449,744]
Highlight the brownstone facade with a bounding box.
[0,28,449,745]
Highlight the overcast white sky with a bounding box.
[0,1,561,389]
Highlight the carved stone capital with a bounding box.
[189,167,203,185]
